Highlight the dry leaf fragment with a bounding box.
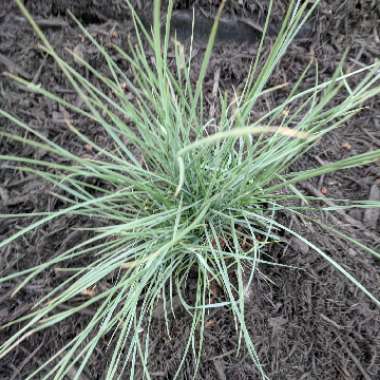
[341,142,352,150]
[81,286,97,297]
[320,186,328,195]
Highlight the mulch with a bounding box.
[0,1,379,379]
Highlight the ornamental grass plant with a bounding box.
[0,0,379,379]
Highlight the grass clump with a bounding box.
[1,0,380,378]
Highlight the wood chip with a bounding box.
[363,182,380,228]
[213,359,226,380]
[0,52,31,79]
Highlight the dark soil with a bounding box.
[1,1,380,379]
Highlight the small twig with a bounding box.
[300,182,379,242]
[9,339,45,380]
[209,66,221,120]
[320,313,344,330]
[337,336,372,380]
[239,16,264,34]
[32,55,48,84]
[210,349,235,361]
[317,174,325,189]
[313,155,326,166]
[199,7,210,19]
[362,127,380,148]
[14,16,68,28]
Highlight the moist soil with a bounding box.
[1,1,380,379]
